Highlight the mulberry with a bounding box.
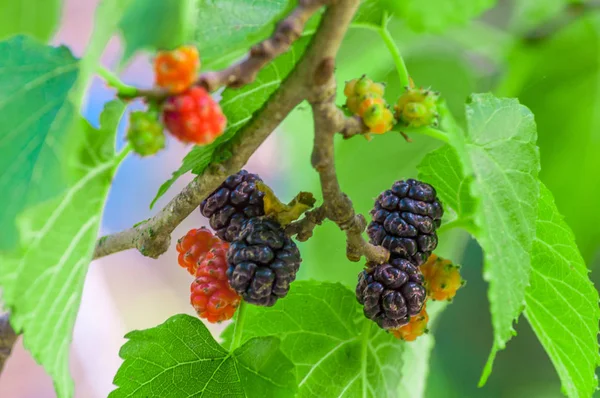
[191,240,241,323]
[154,45,200,94]
[421,254,464,301]
[126,111,166,157]
[227,218,301,306]
[176,227,223,275]
[391,304,429,341]
[200,170,266,242]
[356,257,427,329]
[367,179,443,266]
[162,86,227,145]
[395,87,439,128]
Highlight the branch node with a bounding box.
[314,57,335,86]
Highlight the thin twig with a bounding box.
[0,313,17,374]
[285,205,328,241]
[304,2,389,264]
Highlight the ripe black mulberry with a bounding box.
[200,170,265,242]
[227,218,301,306]
[367,179,443,266]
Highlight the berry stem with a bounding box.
[401,126,450,143]
[115,143,132,164]
[378,13,410,89]
[229,301,247,352]
[97,66,138,98]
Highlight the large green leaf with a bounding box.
[0,100,126,398]
[222,281,405,397]
[525,183,600,397]
[110,314,297,398]
[417,144,476,226]
[151,37,309,208]
[388,0,496,32]
[0,0,62,41]
[499,14,600,263]
[446,94,540,383]
[119,0,196,63]
[195,0,291,69]
[0,0,131,252]
[0,36,78,251]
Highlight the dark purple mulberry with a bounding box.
[367,179,443,266]
[356,257,426,329]
[226,218,301,306]
[200,170,265,242]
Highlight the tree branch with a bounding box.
[124,0,330,101]
[94,0,362,260]
[300,0,388,264]
[285,205,328,241]
[0,313,17,374]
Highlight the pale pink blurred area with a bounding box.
[0,0,287,396]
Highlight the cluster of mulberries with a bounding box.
[342,76,440,141]
[177,228,240,323]
[177,170,303,322]
[356,178,454,341]
[125,45,227,157]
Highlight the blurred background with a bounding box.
[1,0,599,397]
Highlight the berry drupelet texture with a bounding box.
[367,179,443,266]
[421,254,464,301]
[391,304,429,341]
[154,45,200,94]
[356,257,427,329]
[176,227,223,275]
[200,170,266,242]
[126,111,166,157]
[162,86,227,145]
[227,218,301,306]
[191,240,241,323]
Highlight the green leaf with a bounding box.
[0,100,126,398]
[389,0,496,32]
[195,0,291,69]
[110,314,297,398]
[447,93,540,383]
[119,0,196,63]
[150,37,310,208]
[0,0,132,253]
[417,144,476,225]
[222,281,405,397]
[524,182,600,397]
[0,0,62,42]
[0,36,78,251]
[353,0,386,27]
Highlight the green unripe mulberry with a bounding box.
[395,88,439,128]
[126,111,166,157]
